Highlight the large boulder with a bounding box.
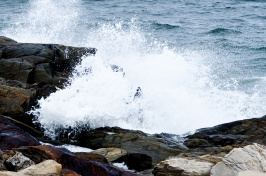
[153,154,221,176]
[210,143,266,176]
[0,115,40,150]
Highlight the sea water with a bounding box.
[0,0,265,136]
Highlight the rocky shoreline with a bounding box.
[0,36,266,176]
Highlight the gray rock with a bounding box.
[210,143,266,176]
[0,58,33,83]
[153,156,215,176]
[33,63,53,83]
[5,152,35,171]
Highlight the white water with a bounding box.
[2,0,265,136]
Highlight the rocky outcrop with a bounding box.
[73,127,184,164]
[0,36,96,119]
[210,143,266,176]
[0,115,40,150]
[184,115,266,152]
[0,36,96,84]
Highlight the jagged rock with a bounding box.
[75,152,108,164]
[0,85,36,116]
[153,155,216,176]
[14,145,135,176]
[0,115,40,150]
[114,153,153,172]
[92,148,127,162]
[73,127,184,164]
[5,152,34,171]
[0,159,62,176]
[210,143,266,176]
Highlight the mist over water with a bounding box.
[1,0,265,136]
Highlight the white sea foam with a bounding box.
[3,0,265,136]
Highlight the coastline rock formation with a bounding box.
[0,36,266,175]
[0,36,96,120]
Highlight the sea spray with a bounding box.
[3,0,264,137]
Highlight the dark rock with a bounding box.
[36,77,68,98]
[15,145,135,176]
[185,115,266,148]
[60,153,134,176]
[114,153,152,172]
[61,168,82,176]
[33,63,53,83]
[0,36,96,83]
[0,58,33,83]
[0,115,40,150]
[73,127,184,164]
[74,152,109,164]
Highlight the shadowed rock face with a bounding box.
[0,115,40,150]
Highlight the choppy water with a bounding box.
[0,0,265,136]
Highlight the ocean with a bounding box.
[0,0,265,136]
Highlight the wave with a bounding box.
[207,28,242,35]
[153,22,180,30]
[2,0,265,137]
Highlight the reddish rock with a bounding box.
[0,115,40,150]
[74,152,108,164]
[15,145,135,176]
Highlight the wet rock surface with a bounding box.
[0,115,40,150]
